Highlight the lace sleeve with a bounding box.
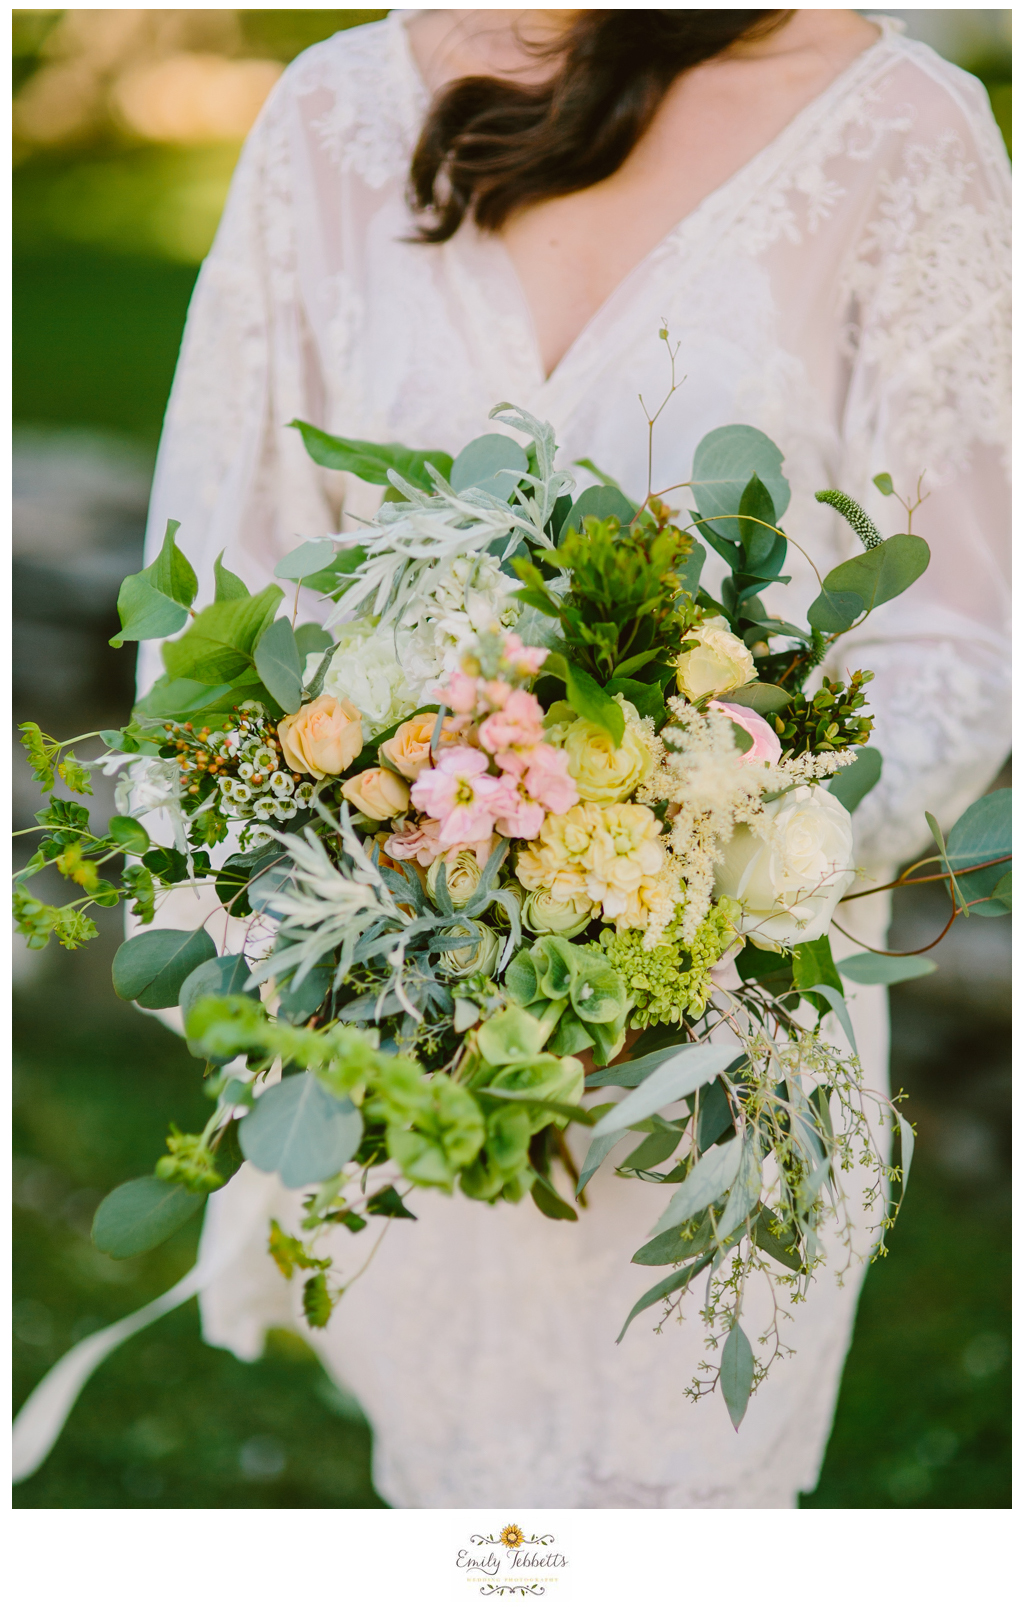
[825,59,1010,871]
[136,74,339,695]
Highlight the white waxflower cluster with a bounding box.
[213,726,314,825]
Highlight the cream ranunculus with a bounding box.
[676,622,756,702]
[439,922,501,979]
[340,766,410,821]
[278,695,363,779]
[560,708,653,804]
[713,785,856,950]
[522,887,593,938]
[426,850,483,908]
[379,711,461,781]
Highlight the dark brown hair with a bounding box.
[409,10,785,242]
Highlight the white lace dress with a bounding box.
[136,14,1009,1508]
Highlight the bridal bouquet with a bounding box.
[16,378,1011,1429]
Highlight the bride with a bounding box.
[135,9,1009,1508]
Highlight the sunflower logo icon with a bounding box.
[499,1524,525,1550]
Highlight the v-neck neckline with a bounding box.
[391,12,901,391]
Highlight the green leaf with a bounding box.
[804,984,857,1054]
[715,1138,763,1240]
[239,1072,363,1188]
[837,953,937,985]
[616,1253,713,1342]
[925,810,969,917]
[151,518,197,606]
[890,1111,916,1216]
[737,473,779,571]
[592,1045,738,1136]
[549,655,626,745]
[530,1170,579,1221]
[294,622,334,661]
[92,1176,204,1259]
[805,588,866,635]
[604,676,665,724]
[301,545,367,596]
[720,1322,755,1429]
[945,788,1012,910]
[560,484,637,536]
[990,871,1011,912]
[873,472,894,496]
[273,539,338,581]
[276,960,332,1024]
[650,1136,742,1235]
[792,934,843,1002]
[134,676,240,721]
[365,1185,417,1220]
[107,815,150,856]
[289,419,453,491]
[179,953,253,1061]
[690,425,790,543]
[577,1127,624,1194]
[162,585,284,685]
[718,682,792,715]
[573,457,625,491]
[828,747,883,813]
[808,534,930,632]
[110,520,196,647]
[253,615,304,713]
[450,433,529,499]
[213,551,249,601]
[110,575,188,649]
[112,926,217,1009]
[751,1205,803,1272]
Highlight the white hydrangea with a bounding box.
[306,621,418,738]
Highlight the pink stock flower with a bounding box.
[478,688,546,758]
[522,742,578,814]
[410,746,504,845]
[502,633,549,677]
[492,744,578,839]
[709,700,783,766]
[444,671,480,715]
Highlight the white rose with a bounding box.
[310,622,417,737]
[713,785,856,950]
[677,622,756,702]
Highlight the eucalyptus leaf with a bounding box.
[828,747,882,813]
[577,1128,624,1195]
[592,1044,737,1137]
[450,433,529,499]
[690,425,790,543]
[294,622,334,661]
[718,682,792,715]
[112,927,217,1010]
[715,1139,763,1240]
[239,1073,363,1188]
[253,615,304,713]
[273,539,338,581]
[720,1322,755,1429]
[616,1252,713,1343]
[808,534,930,631]
[92,1176,204,1259]
[650,1135,743,1236]
[945,788,1012,910]
[837,952,937,985]
[561,484,637,536]
[179,953,252,1061]
[806,984,858,1054]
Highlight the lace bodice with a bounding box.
[138,14,1010,1508]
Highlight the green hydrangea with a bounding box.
[594,900,741,1028]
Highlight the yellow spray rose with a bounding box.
[278,695,363,779]
[676,622,756,702]
[559,709,653,804]
[426,851,483,908]
[379,711,461,781]
[522,888,593,938]
[340,766,410,822]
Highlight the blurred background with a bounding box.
[12,10,1010,1508]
